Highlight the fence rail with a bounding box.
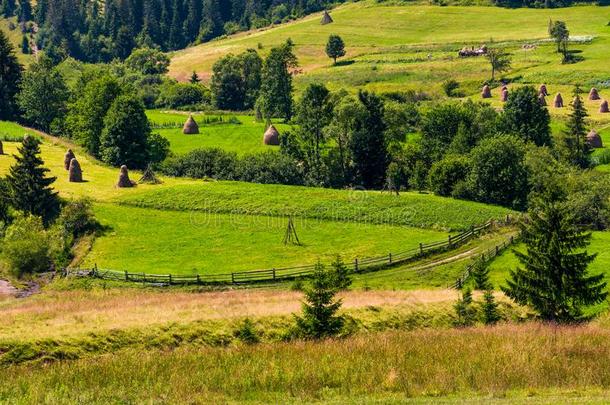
[65,216,514,287]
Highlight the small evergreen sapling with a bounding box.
[453,288,476,327]
[481,289,500,325]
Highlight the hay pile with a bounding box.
[586,130,603,148]
[263,125,280,145]
[321,10,333,25]
[116,165,136,188]
[554,93,564,108]
[500,88,508,102]
[182,115,199,134]
[600,100,609,113]
[138,165,162,184]
[64,149,75,170]
[481,85,491,99]
[68,158,83,182]
[539,84,549,96]
[538,94,547,106]
[589,88,601,101]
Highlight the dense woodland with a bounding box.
[0,0,343,62]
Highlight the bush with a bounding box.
[147,133,170,164]
[156,82,210,109]
[160,148,238,179]
[234,318,260,344]
[0,214,55,278]
[57,198,97,239]
[442,79,463,97]
[236,152,304,185]
[429,155,471,197]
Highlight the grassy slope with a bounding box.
[0,17,33,64]
[169,3,610,94]
[4,325,610,403]
[146,110,291,155]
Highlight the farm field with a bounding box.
[146,110,290,155]
[170,2,610,97]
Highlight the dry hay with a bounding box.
[263,125,280,145]
[500,88,509,102]
[68,158,83,183]
[321,10,333,25]
[182,115,199,134]
[64,149,75,170]
[589,88,601,101]
[538,94,547,106]
[481,85,491,99]
[586,130,603,148]
[554,93,564,108]
[116,165,136,188]
[539,84,549,96]
[600,100,609,113]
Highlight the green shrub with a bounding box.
[156,82,211,109]
[429,155,471,197]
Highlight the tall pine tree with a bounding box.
[502,197,607,322]
[561,86,590,168]
[0,29,22,121]
[6,135,60,224]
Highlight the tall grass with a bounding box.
[3,324,610,403]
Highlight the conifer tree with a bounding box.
[190,71,200,83]
[471,259,491,290]
[294,261,344,339]
[562,86,590,168]
[453,287,475,327]
[481,289,500,325]
[502,197,607,322]
[6,135,60,225]
[0,29,22,121]
[331,255,351,290]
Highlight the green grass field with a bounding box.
[146,110,290,155]
[169,2,610,97]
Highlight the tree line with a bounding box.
[0,0,343,63]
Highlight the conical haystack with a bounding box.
[64,149,75,170]
[500,88,509,102]
[600,100,609,113]
[68,158,83,182]
[586,130,603,148]
[539,84,549,96]
[589,87,601,101]
[182,115,199,134]
[138,165,162,184]
[263,125,280,145]
[321,10,333,25]
[116,165,136,188]
[501,85,508,92]
[538,94,547,106]
[554,93,564,108]
[481,84,491,99]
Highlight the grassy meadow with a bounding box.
[4,324,610,403]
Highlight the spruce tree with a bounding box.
[562,86,590,168]
[0,29,23,121]
[294,261,344,339]
[6,135,60,225]
[453,287,475,327]
[502,198,607,322]
[190,71,200,83]
[471,259,491,290]
[481,289,500,325]
[331,255,351,290]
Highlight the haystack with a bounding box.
[589,87,601,101]
[600,100,609,113]
[321,10,333,25]
[500,88,509,102]
[182,115,199,134]
[481,85,491,99]
[539,84,549,96]
[501,85,508,92]
[263,125,280,145]
[586,130,603,148]
[138,165,162,184]
[538,94,547,106]
[554,93,564,108]
[116,165,136,188]
[64,149,75,170]
[68,158,83,182]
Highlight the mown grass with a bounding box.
[117,181,514,231]
[0,17,33,65]
[3,324,610,403]
[82,203,448,274]
[146,110,290,155]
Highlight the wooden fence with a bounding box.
[449,234,516,289]
[65,218,511,287]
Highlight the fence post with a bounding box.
[419,243,423,255]
[471,225,475,237]
[168,274,172,285]
[496,245,499,255]
[448,235,452,249]
[197,274,201,285]
[354,258,359,272]
[388,253,392,264]
[272,268,276,280]
[231,273,235,284]
[510,235,514,244]
[125,270,128,281]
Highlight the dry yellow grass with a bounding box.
[0,287,459,341]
